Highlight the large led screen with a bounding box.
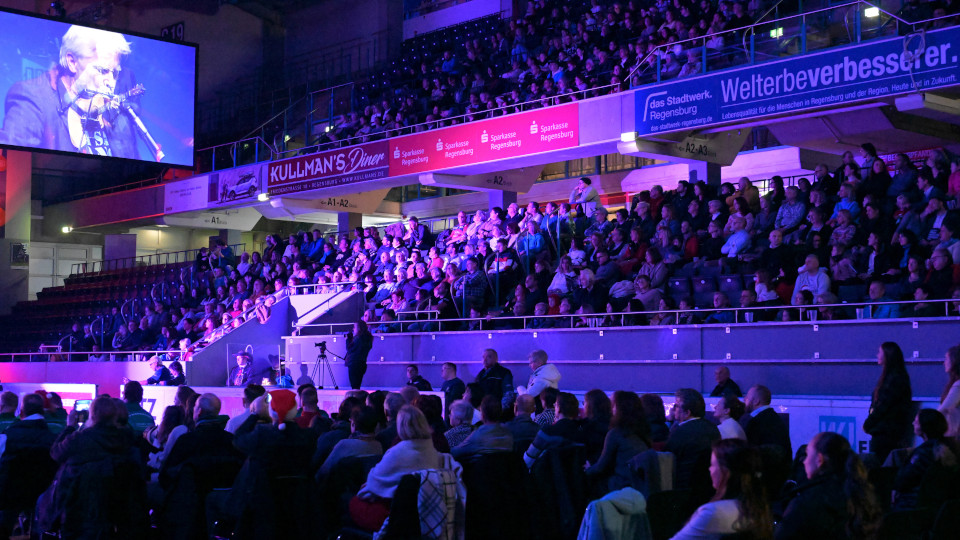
[0,9,196,166]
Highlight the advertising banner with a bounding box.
[389,103,580,176]
[209,163,265,206]
[635,26,960,136]
[163,174,208,213]
[267,141,389,195]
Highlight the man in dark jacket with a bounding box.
[505,395,540,448]
[122,381,156,435]
[405,364,433,391]
[159,393,242,490]
[475,348,516,409]
[666,388,720,503]
[742,385,792,457]
[0,394,57,537]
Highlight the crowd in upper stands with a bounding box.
[313,0,960,147]
[60,143,960,355]
[1,342,959,538]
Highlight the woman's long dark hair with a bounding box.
[156,405,186,447]
[712,439,772,540]
[874,341,908,402]
[941,345,960,402]
[354,319,371,338]
[584,389,612,424]
[611,391,650,446]
[810,432,881,539]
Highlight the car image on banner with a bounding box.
[218,169,259,203]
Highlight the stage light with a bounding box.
[864,7,880,18]
[61,226,73,233]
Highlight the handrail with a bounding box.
[186,287,293,349]
[70,243,246,277]
[294,298,959,333]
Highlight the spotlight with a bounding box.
[864,7,880,18]
[61,226,73,233]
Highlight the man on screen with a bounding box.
[0,25,138,158]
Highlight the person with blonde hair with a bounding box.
[352,405,448,531]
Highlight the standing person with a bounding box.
[345,320,374,390]
[671,440,772,539]
[863,342,913,463]
[439,362,465,419]
[938,344,960,436]
[475,348,515,409]
[776,432,881,540]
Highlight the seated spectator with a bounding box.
[404,364,433,391]
[714,394,747,441]
[585,391,650,494]
[519,349,561,397]
[534,387,559,428]
[225,384,266,433]
[792,254,831,305]
[0,392,56,536]
[742,385,792,458]
[122,381,156,434]
[524,392,584,468]
[145,405,188,474]
[46,396,148,538]
[445,400,475,449]
[672,439,773,539]
[375,393,406,452]
[506,394,540,447]
[891,408,960,510]
[704,292,735,324]
[776,432,880,540]
[317,406,383,481]
[312,397,365,469]
[351,406,451,532]
[450,395,513,459]
[867,280,901,319]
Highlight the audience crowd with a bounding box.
[1,341,958,539]
[59,143,960,356]
[310,0,959,148]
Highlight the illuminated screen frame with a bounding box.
[0,6,198,168]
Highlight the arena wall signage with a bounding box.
[389,102,580,176]
[634,26,960,136]
[267,140,390,195]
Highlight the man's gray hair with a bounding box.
[196,393,221,420]
[60,25,131,70]
[529,349,548,366]
[384,392,406,419]
[450,400,474,425]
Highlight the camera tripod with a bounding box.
[312,342,342,389]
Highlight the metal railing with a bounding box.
[195,137,276,174]
[69,243,246,277]
[293,298,959,334]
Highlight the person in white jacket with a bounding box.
[519,349,561,397]
[791,254,831,305]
